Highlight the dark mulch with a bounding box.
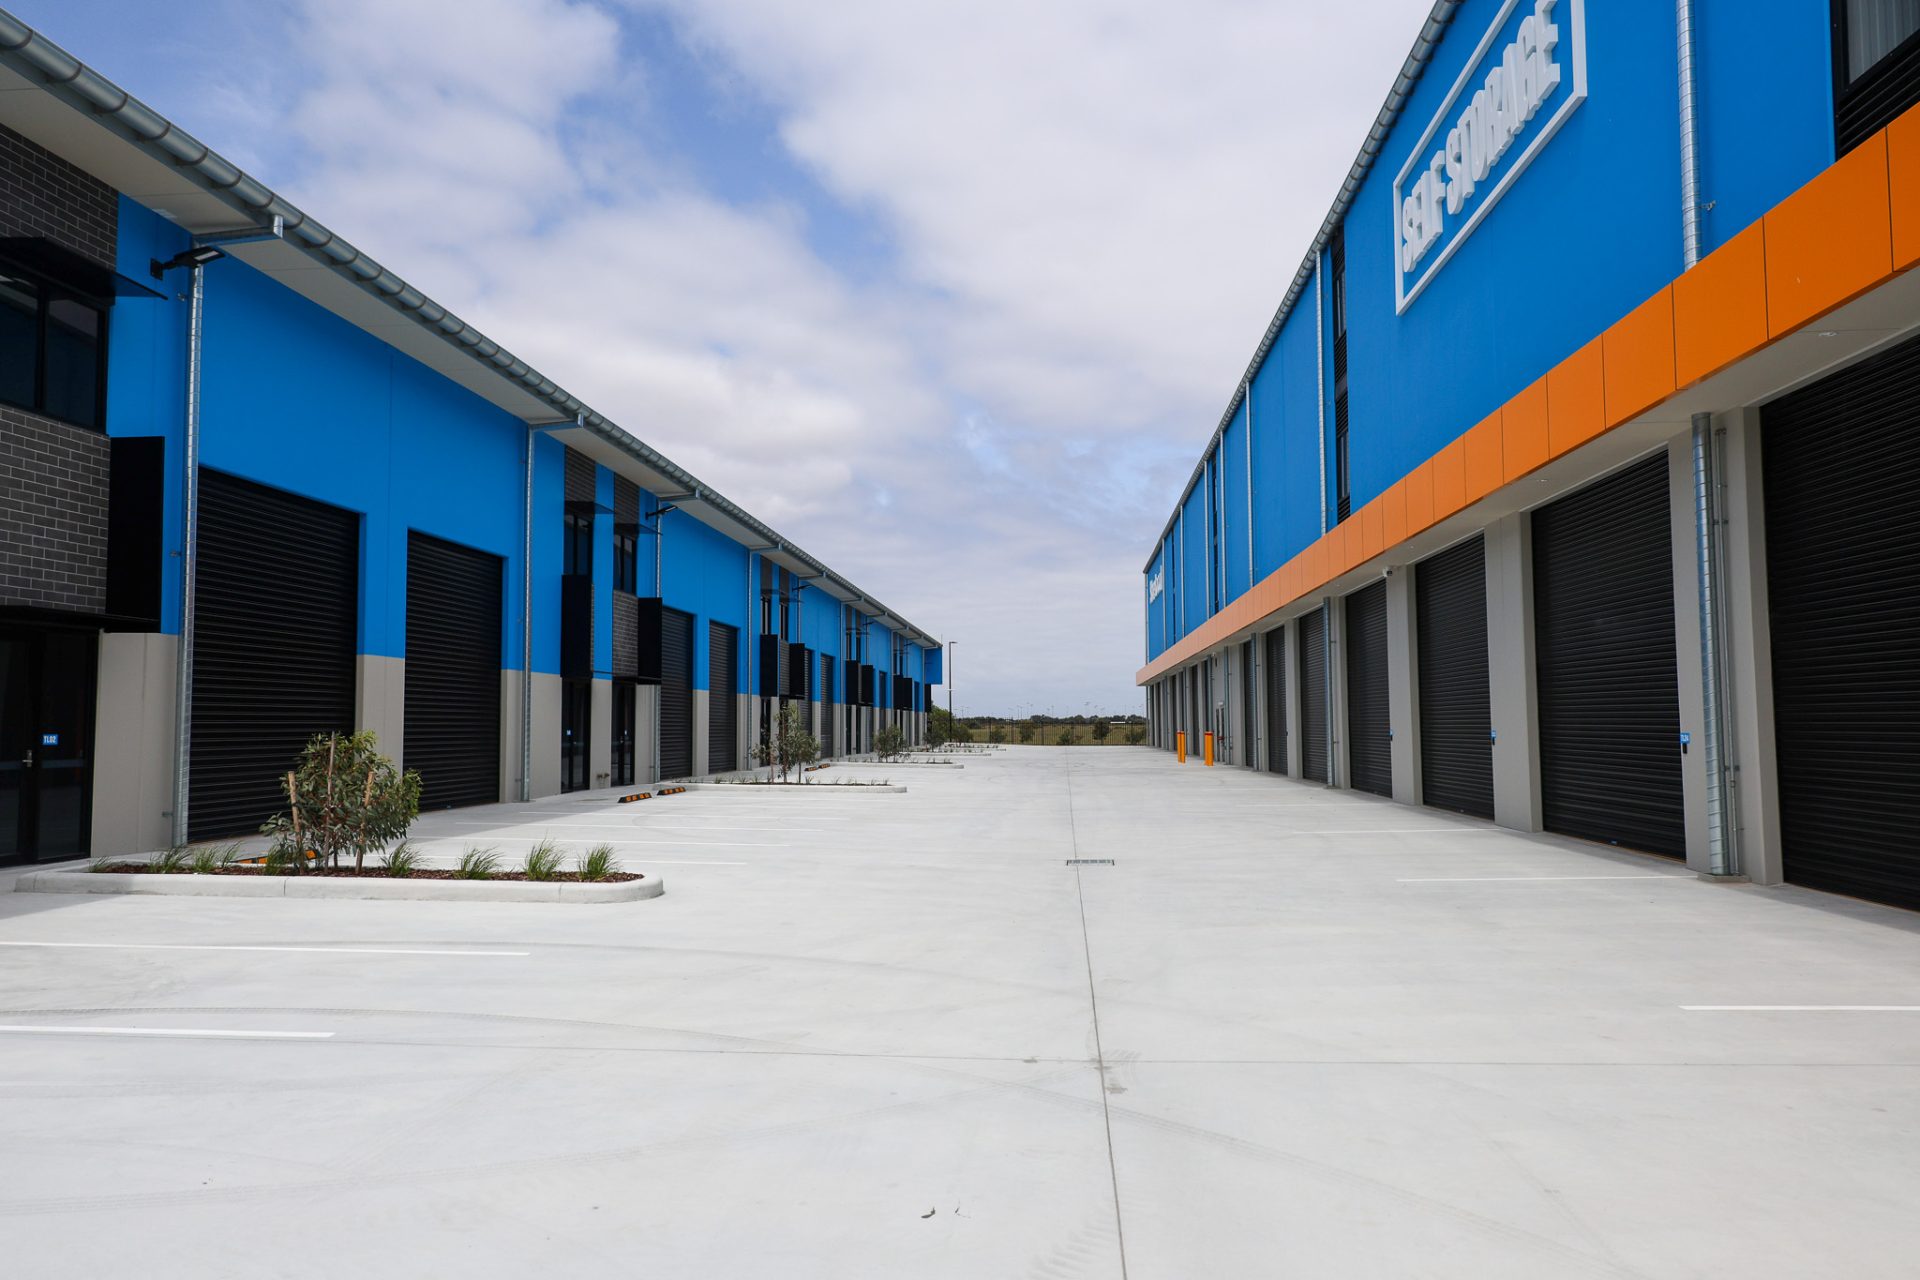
[93,864,644,883]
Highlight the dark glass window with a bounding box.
[564,510,593,576]
[0,268,105,429]
[561,679,591,792]
[612,526,637,593]
[611,682,635,788]
[1835,1,1920,151]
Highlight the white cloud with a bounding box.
[260,0,1436,712]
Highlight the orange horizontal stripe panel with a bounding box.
[1502,378,1548,482]
[1464,412,1503,504]
[1765,131,1892,338]
[1891,103,1920,270]
[1673,220,1769,388]
[1547,335,1605,455]
[1602,287,1676,426]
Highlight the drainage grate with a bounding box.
[1066,859,1114,866]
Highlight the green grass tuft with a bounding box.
[575,844,619,882]
[455,846,501,880]
[523,838,565,881]
[384,840,421,878]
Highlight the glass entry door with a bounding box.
[0,626,96,864]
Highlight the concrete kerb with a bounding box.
[13,870,664,904]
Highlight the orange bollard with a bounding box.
[1203,731,1215,767]
[1176,731,1187,763]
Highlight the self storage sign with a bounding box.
[1393,0,1586,313]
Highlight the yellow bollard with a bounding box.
[1176,731,1187,763]
[1203,731,1215,767]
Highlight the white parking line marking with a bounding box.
[1397,874,1685,883]
[0,942,528,957]
[1681,1005,1920,1012]
[625,859,746,866]
[0,1025,334,1040]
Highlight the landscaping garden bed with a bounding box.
[87,864,645,883]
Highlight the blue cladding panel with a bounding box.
[1179,484,1208,637]
[660,511,749,692]
[924,644,942,686]
[1219,410,1249,601]
[593,465,614,676]
[1695,0,1833,252]
[1251,305,1324,580]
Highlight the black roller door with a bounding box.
[1263,628,1287,773]
[1532,453,1684,856]
[1300,608,1329,783]
[1417,535,1493,818]
[708,621,738,774]
[189,470,357,840]
[660,607,694,779]
[820,661,836,756]
[1764,332,1920,910]
[404,531,501,811]
[1240,640,1255,766]
[1345,580,1392,797]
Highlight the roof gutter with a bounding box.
[1143,1,1460,572]
[0,8,940,652]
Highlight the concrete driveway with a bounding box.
[2,747,1917,1278]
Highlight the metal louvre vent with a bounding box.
[1416,534,1493,818]
[1345,580,1391,797]
[659,606,694,779]
[1264,627,1287,773]
[1532,453,1684,857]
[188,470,357,841]
[404,530,502,811]
[708,621,738,774]
[1300,607,1329,783]
[1763,329,1920,910]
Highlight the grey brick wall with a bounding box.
[0,406,110,614]
[0,122,117,267]
[612,589,638,678]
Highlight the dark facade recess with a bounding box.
[559,573,592,678]
[1833,1,1920,154]
[844,658,861,709]
[859,663,877,707]
[788,642,813,700]
[189,469,357,840]
[819,661,836,756]
[632,597,665,684]
[1344,580,1391,797]
[403,530,501,811]
[1263,627,1286,773]
[659,606,694,779]
[1532,453,1685,857]
[758,633,789,698]
[104,435,163,627]
[708,621,738,774]
[1416,535,1494,818]
[1763,328,1920,910]
[1239,639,1255,766]
[1299,607,1329,783]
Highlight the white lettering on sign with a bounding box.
[1148,566,1164,601]
[1392,0,1586,313]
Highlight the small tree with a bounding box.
[261,731,420,872]
[1056,727,1075,746]
[1018,721,1035,744]
[1092,719,1111,744]
[928,706,958,748]
[873,724,909,761]
[752,703,821,781]
[1125,725,1146,745]
[987,726,1007,744]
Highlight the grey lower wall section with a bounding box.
[0,407,109,614]
[357,655,404,765]
[91,631,176,857]
[591,678,612,790]
[502,669,564,800]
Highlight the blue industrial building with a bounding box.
[1142,1,1920,911]
[0,11,940,862]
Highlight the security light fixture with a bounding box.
[149,245,225,279]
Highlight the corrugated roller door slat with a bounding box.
[189,470,358,841]
[1764,331,1920,911]
[821,663,835,756]
[404,531,501,811]
[1416,535,1493,818]
[1532,453,1685,857]
[1345,580,1392,797]
[1300,608,1328,783]
[1264,628,1286,773]
[660,608,694,779]
[708,622,738,774]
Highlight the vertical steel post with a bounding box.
[169,261,207,848]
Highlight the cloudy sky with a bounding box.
[17,0,1434,715]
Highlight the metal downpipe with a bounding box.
[1315,258,1329,534]
[520,427,533,803]
[1676,0,1703,269]
[1691,413,1739,876]
[169,262,207,848]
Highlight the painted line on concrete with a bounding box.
[0,941,528,957]
[0,1025,334,1040]
[1396,874,1688,883]
[1681,1005,1920,1012]
[621,858,747,866]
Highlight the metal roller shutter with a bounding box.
[1764,332,1920,910]
[189,470,357,840]
[1416,535,1493,818]
[1300,607,1329,783]
[1345,580,1392,797]
[1263,628,1286,773]
[404,531,501,810]
[820,661,836,756]
[1240,639,1255,766]
[1532,453,1685,856]
[708,621,738,774]
[659,607,694,779]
